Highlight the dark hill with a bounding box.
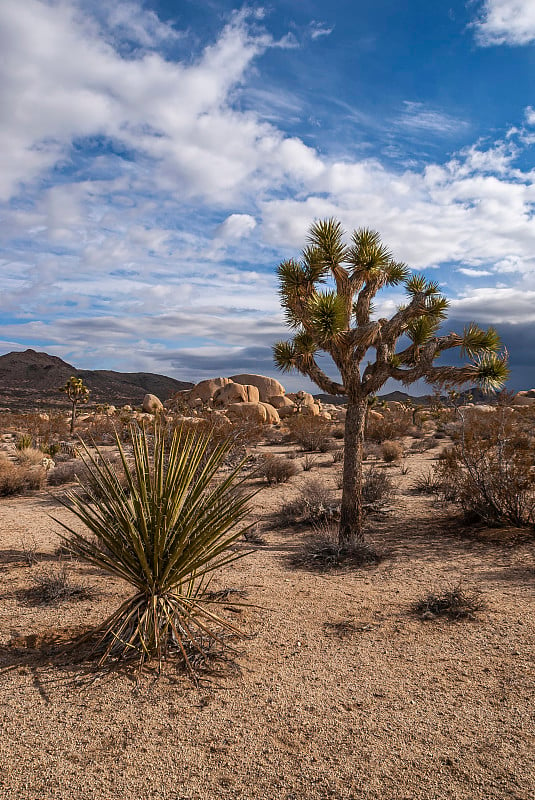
[0,349,193,410]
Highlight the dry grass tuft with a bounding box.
[413,583,484,621]
[290,521,382,571]
[21,565,95,606]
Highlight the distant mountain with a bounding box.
[314,387,489,407]
[0,349,193,409]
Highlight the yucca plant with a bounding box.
[53,423,254,674]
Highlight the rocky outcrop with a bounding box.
[229,374,285,403]
[188,377,232,405]
[268,395,296,418]
[213,382,260,407]
[226,401,280,425]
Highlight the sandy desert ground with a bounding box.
[0,432,534,800]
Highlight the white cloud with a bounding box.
[452,287,535,324]
[396,102,468,135]
[525,106,535,125]
[215,214,257,240]
[457,268,493,277]
[472,0,535,46]
[0,1,307,203]
[309,22,334,40]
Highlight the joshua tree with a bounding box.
[59,376,90,434]
[273,219,509,547]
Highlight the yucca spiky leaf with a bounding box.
[406,274,441,297]
[302,246,328,283]
[294,330,318,357]
[425,295,449,320]
[273,340,298,372]
[307,218,348,268]
[385,261,410,285]
[307,291,347,342]
[406,315,441,346]
[461,323,501,358]
[52,424,255,673]
[471,352,510,393]
[348,228,393,277]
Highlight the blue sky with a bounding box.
[1,0,535,392]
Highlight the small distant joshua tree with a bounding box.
[273,219,509,548]
[59,376,90,434]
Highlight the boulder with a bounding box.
[287,391,315,409]
[258,403,281,425]
[300,402,320,417]
[213,382,260,407]
[269,395,295,410]
[227,402,268,424]
[142,394,164,414]
[229,374,285,403]
[164,390,191,410]
[226,402,280,425]
[189,377,232,405]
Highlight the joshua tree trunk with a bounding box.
[339,397,367,546]
[70,401,76,434]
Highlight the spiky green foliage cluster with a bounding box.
[273,217,508,397]
[59,376,90,403]
[53,424,254,674]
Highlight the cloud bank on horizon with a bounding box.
[1,0,534,392]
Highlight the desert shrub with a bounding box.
[258,455,298,485]
[410,436,437,453]
[14,446,46,466]
[81,413,131,444]
[285,415,332,452]
[22,565,93,605]
[0,456,45,496]
[40,442,61,457]
[331,447,344,464]
[365,407,412,442]
[282,478,338,523]
[47,460,85,486]
[302,454,318,472]
[413,583,484,620]
[362,466,395,508]
[381,440,404,463]
[53,423,253,672]
[433,408,535,526]
[15,412,70,447]
[332,425,345,440]
[16,434,33,450]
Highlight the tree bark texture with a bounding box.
[339,398,367,546]
[70,401,76,434]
